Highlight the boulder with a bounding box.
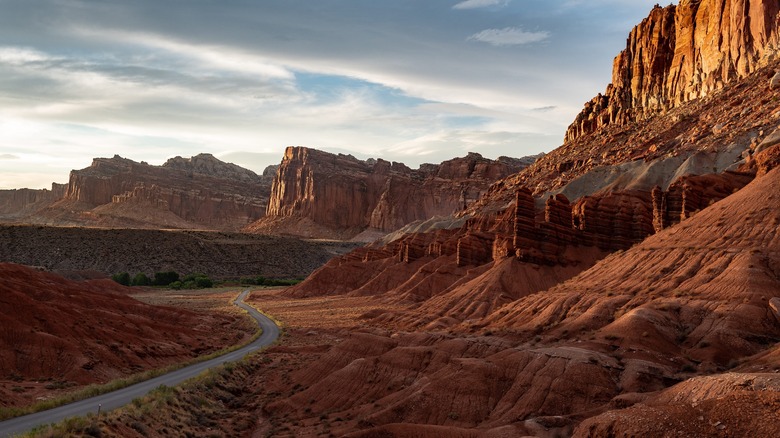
[771,71,780,90]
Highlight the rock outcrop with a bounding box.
[0,183,66,220]
[3,154,274,231]
[245,147,539,240]
[566,0,780,142]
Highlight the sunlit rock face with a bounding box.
[566,0,780,143]
[247,146,538,239]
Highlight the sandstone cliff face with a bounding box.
[11,154,273,230]
[0,183,66,220]
[567,0,780,142]
[246,146,538,239]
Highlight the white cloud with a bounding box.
[70,27,294,80]
[0,47,50,65]
[453,0,508,10]
[468,27,550,46]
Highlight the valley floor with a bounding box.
[27,285,780,437]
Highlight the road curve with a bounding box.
[0,289,279,437]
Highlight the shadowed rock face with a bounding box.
[0,154,275,231]
[245,146,539,240]
[566,0,780,142]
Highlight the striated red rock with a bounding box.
[456,232,494,267]
[566,0,780,142]
[246,146,538,240]
[572,190,654,251]
[754,141,780,176]
[512,188,537,254]
[652,171,755,232]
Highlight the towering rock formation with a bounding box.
[566,0,780,142]
[1,154,274,230]
[246,146,539,240]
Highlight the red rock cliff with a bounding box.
[247,146,538,239]
[0,183,67,220]
[49,154,272,230]
[566,0,780,142]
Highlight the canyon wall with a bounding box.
[246,146,539,239]
[566,0,780,142]
[1,154,274,231]
[0,183,67,220]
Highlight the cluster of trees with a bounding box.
[111,271,301,289]
[239,276,301,287]
[111,271,213,289]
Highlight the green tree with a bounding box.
[195,276,213,288]
[131,272,151,286]
[111,272,130,286]
[153,271,180,286]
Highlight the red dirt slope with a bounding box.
[0,263,246,408]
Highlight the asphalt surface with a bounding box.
[0,289,279,437]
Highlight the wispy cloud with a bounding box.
[468,27,550,46]
[70,27,294,80]
[453,0,508,10]
[0,154,19,160]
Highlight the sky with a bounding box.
[0,0,667,189]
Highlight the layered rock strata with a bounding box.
[288,164,755,308]
[0,183,67,220]
[3,154,274,230]
[566,0,780,142]
[246,146,538,239]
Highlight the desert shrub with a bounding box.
[240,277,257,285]
[237,275,302,287]
[131,272,151,286]
[179,273,214,289]
[195,276,213,288]
[111,272,130,286]
[258,277,301,286]
[153,271,180,286]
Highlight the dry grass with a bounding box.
[248,288,399,331]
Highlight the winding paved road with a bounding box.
[0,289,279,437]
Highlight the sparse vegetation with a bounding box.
[240,275,302,287]
[111,270,217,289]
